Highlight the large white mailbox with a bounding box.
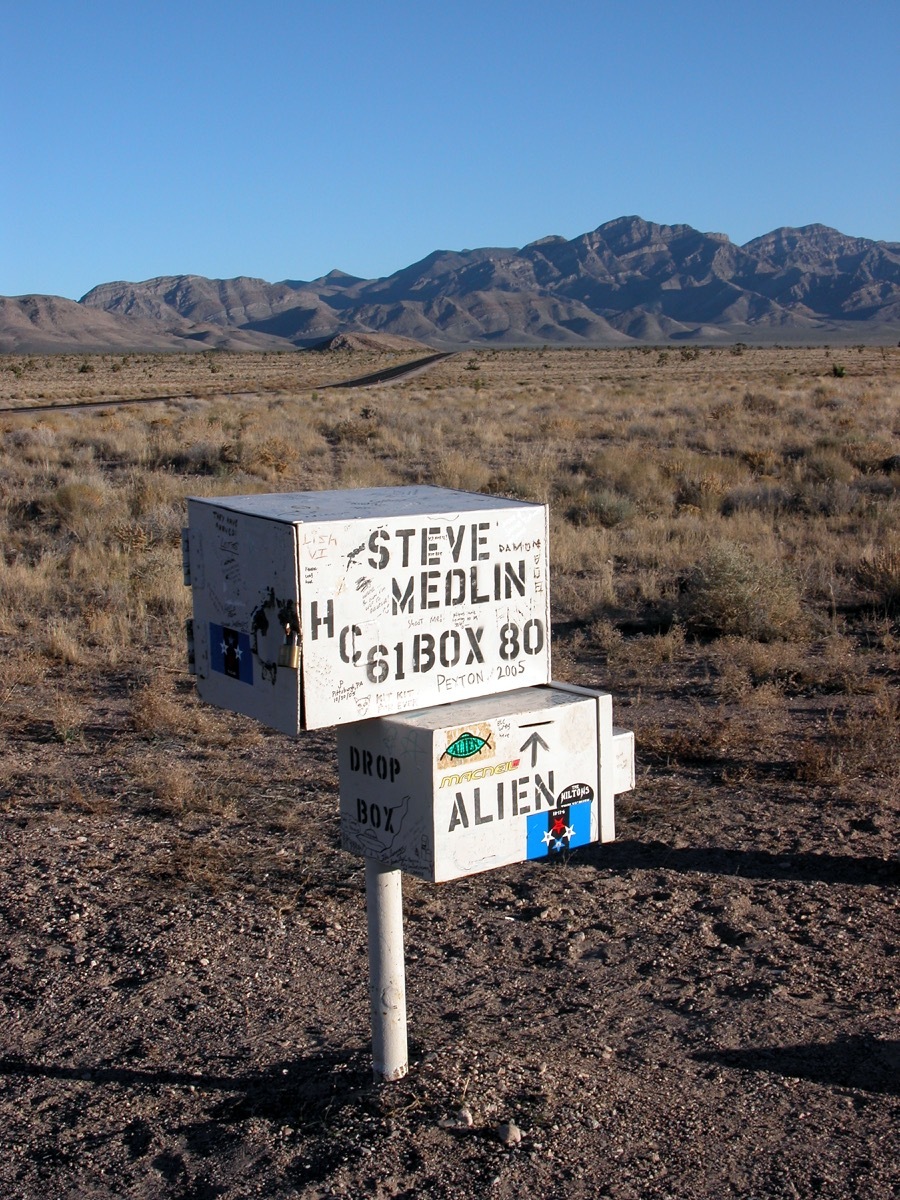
[337,683,635,882]
[183,486,550,732]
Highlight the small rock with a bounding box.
[438,1106,475,1131]
[497,1120,522,1147]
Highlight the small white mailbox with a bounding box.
[338,683,635,882]
[183,486,550,732]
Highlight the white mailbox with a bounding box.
[337,683,635,882]
[183,486,550,732]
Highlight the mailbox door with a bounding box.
[187,503,301,735]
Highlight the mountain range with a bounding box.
[4,217,899,353]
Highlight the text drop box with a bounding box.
[338,684,634,882]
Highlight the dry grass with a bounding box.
[1,343,898,851]
[856,540,900,614]
[679,541,803,641]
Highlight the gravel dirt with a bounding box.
[1,628,897,1200]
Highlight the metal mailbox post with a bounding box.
[337,683,635,1079]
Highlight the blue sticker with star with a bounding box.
[209,623,254,685]
[526,800,592,859]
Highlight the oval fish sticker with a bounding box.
[441,731,493,761]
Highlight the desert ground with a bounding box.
[0,344,898,1199]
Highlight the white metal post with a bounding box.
[364,858,408,1082]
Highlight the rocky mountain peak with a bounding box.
[4,216,898,352]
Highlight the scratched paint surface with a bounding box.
[186,487,550,732]
[337,684,618,882]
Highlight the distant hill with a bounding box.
[0,293,304,354]
[4,218,899,352]
[309,332,435,353]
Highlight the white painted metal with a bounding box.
[338,683,634,882]
[365,859,408,1083]
[613,729,636,794]
[181,486,641,1085]
[184,486,550,731]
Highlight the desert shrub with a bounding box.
[840,440,895,474]
[714,636,805,688]
[337,455,401,489]
[587,617,623,655]
[433,450,492,493]
[855,543,900,614]
[43,620,85,666]
[679,542,802,641]
[796,689,899,783]
[52,478,108,518]
[675,474,727,514]
[721,483,792,517]
[742,390,779,416]
[552,566,616,623]
[609,625,687,674]
[247,436,295,475]
[112,519,153,553]
[320,414,380,448]
[567,487,636,529]
[131,751,234,817]
[789,481,865,518]
[143,423,224,473]
[742,449,780,475]
[49,477,114,542]
[712,399,741,424]
[802,448,856,484]
[573,446,672,510]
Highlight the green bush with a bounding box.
[680,542,802,641]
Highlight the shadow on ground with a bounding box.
[695,1034,900,1096]
[0,1048,373,1123]
[587,840,899,887]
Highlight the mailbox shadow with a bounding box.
[0,1049,400,1188]
[695,1034,900,1096]
[0,1049,372,1124]
[583,839,899,887]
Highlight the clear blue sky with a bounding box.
[4,0,898,300]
